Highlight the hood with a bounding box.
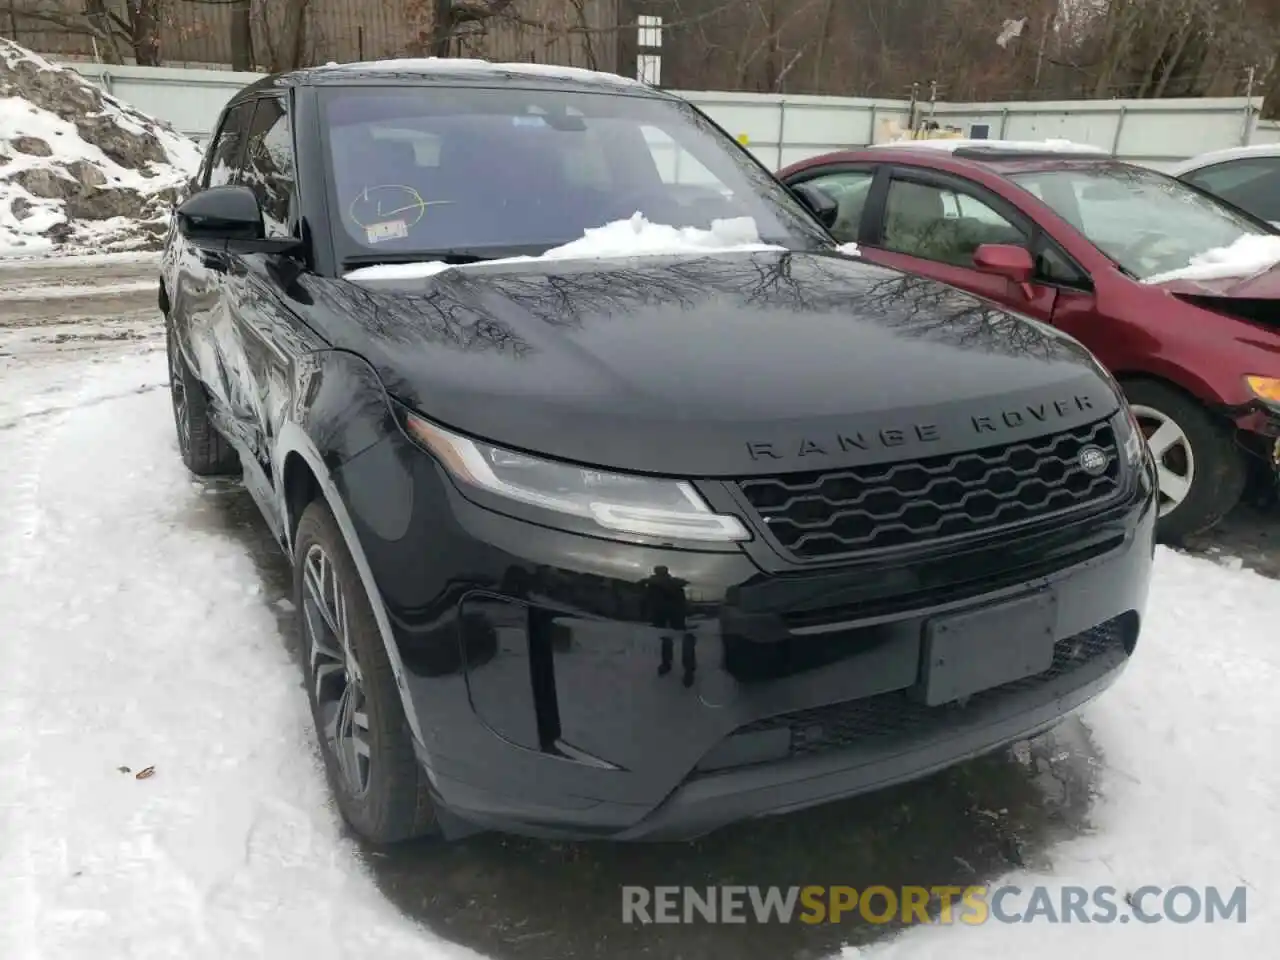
[1155,263,1280,299]
[1154,264,1280,330]
[302,250,1120,477]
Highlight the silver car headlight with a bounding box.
[1115,401,1144,468]
[404,414,750,543]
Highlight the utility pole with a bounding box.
[1242,65,1257,145]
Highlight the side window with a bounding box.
[797,170,874,244]
[241,98,295,238]
[204,101,255,189]
[1035,242,1087,287]
[881,177,1028,267]
[1184,158,1280,222]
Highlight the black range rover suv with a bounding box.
[161,58,1158,844]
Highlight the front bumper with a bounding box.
[335,433,1157,842]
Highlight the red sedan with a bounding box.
[779,141,1280,541]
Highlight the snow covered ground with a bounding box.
[0,257,1275,960]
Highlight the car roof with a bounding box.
[232,57,661,101]
[1166,142,1280,176]
[869,138,1110,160]
[787,139,1138,179]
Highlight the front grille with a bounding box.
[737,419,1121,561]
[728,616,1128,764]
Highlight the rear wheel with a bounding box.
[166,320,238,476]
[294,498,439,844]
[1122,378,1245,542]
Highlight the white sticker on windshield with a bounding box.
[366,219,409,244]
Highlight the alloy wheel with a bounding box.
[167,327,190,454]
[1130,403,1195,517]
[302,543,372,797]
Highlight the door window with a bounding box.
[881,177,1028,267]
[1183,157,1280,223]
[795,170,874,243]
[204,101,255,189]
[241,98,296,238]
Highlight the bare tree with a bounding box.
[12,0,165,64]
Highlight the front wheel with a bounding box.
[1122,379,1245,542]
[293,498,439,844]
[166,320,238,476]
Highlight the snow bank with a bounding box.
[1143,234,1280,284]
[0,40,201,258]
[344,213,786,281]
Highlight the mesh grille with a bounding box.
[732,617,1127,761]
[737,419,1121,561]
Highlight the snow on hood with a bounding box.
[1,40,202,258]
[343,213,790,281]
[1142,235,1280,286]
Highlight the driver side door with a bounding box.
[860,168,1060,321]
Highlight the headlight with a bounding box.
[403,414,751,543]
[1245,375,1280,404]
[1116,402,1144,467]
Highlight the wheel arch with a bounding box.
[274,420,426,747]
[1112,364,1234,420]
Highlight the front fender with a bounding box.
[272,349,427,747]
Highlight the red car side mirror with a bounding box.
[973,243,1034,283]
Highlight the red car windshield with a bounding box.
[1007,165,1273,280]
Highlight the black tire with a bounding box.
[1122,378,1246,542]
[293,498,439,844]
[165,319,239,476]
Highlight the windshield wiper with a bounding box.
[342,250,504,268]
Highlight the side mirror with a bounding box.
[790,182,839,229]
[177,185,265,242]
[974,243,1036,298]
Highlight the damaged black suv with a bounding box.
[160,58,1158,844]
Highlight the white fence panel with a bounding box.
[928,97,1260,170]
[56,60,1271,171]
[64,62,260,146]
[675,91,912,170]
[1252,120,1280,145]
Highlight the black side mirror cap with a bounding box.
[177,185,265,242]
[789,182,839,230]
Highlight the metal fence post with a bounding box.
[777,99,787,169]
[1110,106,1127,156]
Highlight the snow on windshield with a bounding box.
[343,213,786,281]
[1142,234,1280,285]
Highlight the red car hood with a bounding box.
[1155,263,1280,298]
[1152,264,1280,330]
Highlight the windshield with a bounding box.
[1007,165,1274,280]
[319,86,829,264]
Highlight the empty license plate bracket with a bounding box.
[920,591,1058,706]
